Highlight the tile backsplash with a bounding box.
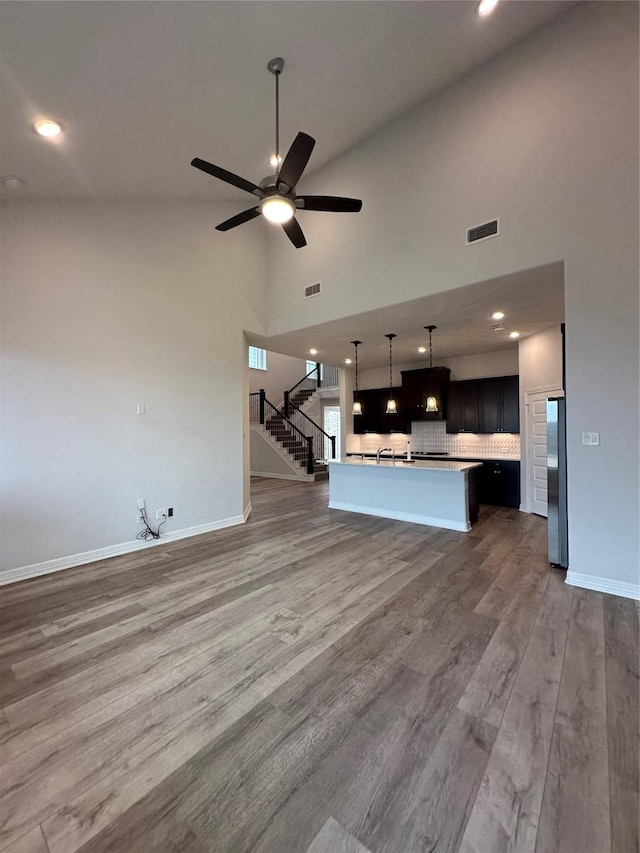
[356,421,520,459]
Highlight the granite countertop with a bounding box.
[330,458,483,473]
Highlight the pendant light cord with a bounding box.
[429,328,433,368]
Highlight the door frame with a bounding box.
[523,385,564,514]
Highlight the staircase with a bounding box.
[264,410,328,479]
[249,390,330,482]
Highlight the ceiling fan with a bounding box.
[191,57,363,249]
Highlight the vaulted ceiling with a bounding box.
[1,1,577,201]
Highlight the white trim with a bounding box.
[566,571,640,602]
[0,515,246,588]
[328,500,470,532]
[243,502,252,522]
[523,386,564,515]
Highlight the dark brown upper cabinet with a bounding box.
[446,375,519,434]
[446,380,480,433]
[353,387,406,434]
[479,376,519,433]
[400,367,451,422]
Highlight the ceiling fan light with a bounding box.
[426,395,439,413]
[261,196,295,223]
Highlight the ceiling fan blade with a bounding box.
[215,207,261,232]
[282,217,307,249]
[277,132,316,192]
[296,195,363,213]
[191,158,263,197]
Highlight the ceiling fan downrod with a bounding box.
[268,57,284,168]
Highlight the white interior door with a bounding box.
[526,389,563,517]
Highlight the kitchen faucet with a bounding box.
[376,447,392,462]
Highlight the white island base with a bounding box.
[328,458,482,532]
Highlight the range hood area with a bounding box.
[353,370,519,435]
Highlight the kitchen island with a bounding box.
[328,457,482,531]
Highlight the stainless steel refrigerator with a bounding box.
[547,397,568,568]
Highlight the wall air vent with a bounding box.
[304,282,321,299]
[466,218,500,245]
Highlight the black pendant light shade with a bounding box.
[385,334,397,414]
[351,340,363,415]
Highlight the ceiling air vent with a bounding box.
[304,282,321,299]
[490,323,505,332]
[466,218,500,245]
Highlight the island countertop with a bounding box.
[331,458,482,473]
[328,457,482,531]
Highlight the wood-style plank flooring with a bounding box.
[0,477,638,853]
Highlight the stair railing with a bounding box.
[284,364,322,413]
[284,402,337,461]
[250,390,314,475]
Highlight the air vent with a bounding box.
[466,218,500,245]
[490,323,505,332]
[304,282,321,299]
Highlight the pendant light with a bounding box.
[351,340,363,415]
[385,334,397,414]
[424,325,439,412]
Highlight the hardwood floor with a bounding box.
[0,477,638,853]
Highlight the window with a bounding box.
[306,360,323,380]
[248,346,267,371]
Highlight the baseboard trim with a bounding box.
[566,571,640,602]
[243,502,252,522]
[0,514,246,588]
[328,500,470,532]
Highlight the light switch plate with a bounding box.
[582,431,600,446]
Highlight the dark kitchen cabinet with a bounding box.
[446,375,519,434]
[446,381,479,433]
[400,367,450,422]
[479,460,521,507]
[479,376,519,433]
[447,457,521,508]
[353,388,405,434]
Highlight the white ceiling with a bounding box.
[249,262,565,368]
[0,0,577,201]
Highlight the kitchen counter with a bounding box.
[347,452,520,462]
[335,457,481,472]
[328,457,482,531]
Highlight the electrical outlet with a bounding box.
[156,508,167,520]
[582,431,600,446]
[167,507,174,517]
[137,510,145,525]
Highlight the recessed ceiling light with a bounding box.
[344,358,352,364]
[478,0,500,17]
[491,311,505,320]
[309,348,318,355]
[0,176,26,189]
[417,346,427,353]
[34,118,63,138]
[509,331,521,339]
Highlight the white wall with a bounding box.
[518,326,563,394]
[248,350,307,406]
[0,201,266,577]
[266,3,640,594]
